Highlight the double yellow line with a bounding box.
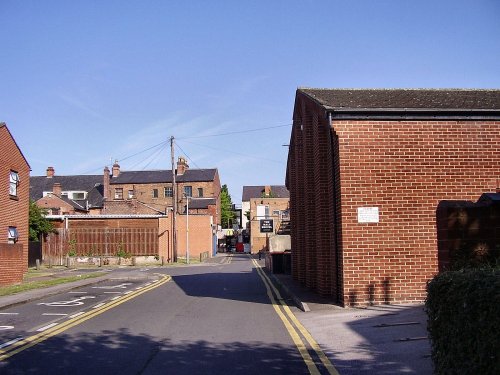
[0,274,171,361]
[251,257,339,375]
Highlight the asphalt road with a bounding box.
[0,255,335,374]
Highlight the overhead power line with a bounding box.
[177,123,292,140]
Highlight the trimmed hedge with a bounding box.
[426,268,500,374]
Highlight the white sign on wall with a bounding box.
[357,207,379,223]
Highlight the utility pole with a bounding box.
[171,136,177,262]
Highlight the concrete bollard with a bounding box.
[36,259,40,270]
[161,256,165,266]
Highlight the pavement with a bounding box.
[0,256,433,374]
[269,272,433,374]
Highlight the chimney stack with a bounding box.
[103,166,110,200]
[46,166,55,178]
[264,185,271,197]
[52,182,62,197]
[112,160,120,178]
[176,157,189,176]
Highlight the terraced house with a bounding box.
[30,157,221,226]
[286,88,500,306]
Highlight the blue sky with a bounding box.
[1,1,499,204]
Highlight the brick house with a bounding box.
[104,158,221,225]
[30,157,222,226]
[0,123,30,285]
[242,185,290,253]
[286,88,500,306]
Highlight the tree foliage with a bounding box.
[29,200,54,241]
[220,184,235,228]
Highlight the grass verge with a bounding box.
[0,272,104,297]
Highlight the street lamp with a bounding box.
[186,194,190,264]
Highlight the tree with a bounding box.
[220,184,235,228]
[29,200,54,241]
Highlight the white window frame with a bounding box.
[164,187,173,198]
[8,226,19,244]
[9,171,19,196]
[114,188,123,200]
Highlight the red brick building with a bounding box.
[286,88,500,306]
[0,123,30,285]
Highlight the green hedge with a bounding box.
[426,268,500,374]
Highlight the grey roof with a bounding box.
[30,175,103,201]
[188,198,217,209]
[242,185,290,201]
[298,88,500,112]
[110,169,217,184]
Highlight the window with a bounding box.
[164,187,173,197]
[184,186,192,197]
[198,188,203,197]
[72,192,85,200]
[152,189,159,198]
[128,190,134,199]
[256,205,270,219]
[273,210,280,217]
[114,188,123,200]
[7,226,19,244]
[9,171,19,196]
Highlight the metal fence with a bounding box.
[43,228,159,265]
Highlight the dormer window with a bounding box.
[8,226,19,244]
[9,170,19,196]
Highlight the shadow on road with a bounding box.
[0,328,308,374]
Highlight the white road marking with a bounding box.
[0,312,19,315]
[38,296,96,307]
[111,296,121,300]
[37,323,58,332]
[69,291,88,294]
[92,303,105,309]
[0,337,24,349]
[103,291,122,294]
[69,312,85,318]
[42,313,68,316]
[92,283,131,289]
[0,326,15,331]
[124,291,133,294]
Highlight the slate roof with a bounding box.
[30,175,103,201]
[242,185,290,202]
[298,88,500,113]
[188,198,217,209]
[110,169,217,184]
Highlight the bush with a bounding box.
[426,268,500,374]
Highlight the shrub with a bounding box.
[426,268,500,374]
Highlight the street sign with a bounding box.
[260,219,274,233]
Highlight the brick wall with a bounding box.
[0,244,25,285]
[108,179,221,225]
[287,95,500,306]
[337,120,499,305]
[0,125,30,278]
[436,195,500,271]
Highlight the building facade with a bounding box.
[0,123,31,285]
[286,88,500,306]
[243,185,290,253]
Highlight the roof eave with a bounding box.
[326,108,500,121]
